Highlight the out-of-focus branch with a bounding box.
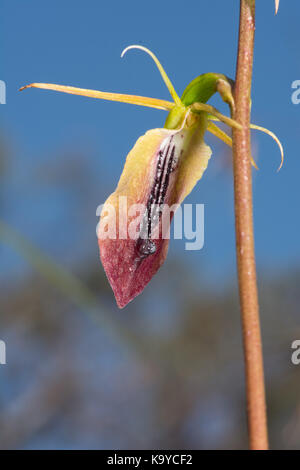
[0,220,152,359]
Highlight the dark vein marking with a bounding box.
[135,136,179,259]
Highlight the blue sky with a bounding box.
[1,0,299,287]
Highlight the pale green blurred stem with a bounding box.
[0,220,151,357]
[232,0,268,450]
[0,220,202,383]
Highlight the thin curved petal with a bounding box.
[98,120,211,308]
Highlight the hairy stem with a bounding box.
[232,0,268,450]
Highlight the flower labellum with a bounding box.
[20,45,284,308]
[98,114,211,307]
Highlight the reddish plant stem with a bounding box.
[232,0,268,450]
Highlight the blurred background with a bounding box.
[1,0,299,449]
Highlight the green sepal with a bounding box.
[181,73,234,106]
[164,73,235,130]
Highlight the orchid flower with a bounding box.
[20,46,283,308]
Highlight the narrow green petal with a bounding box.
[207,121,258,169]
[250,124,284,171]
[121,45,183,107]
[20,83,174,111]
[191,102,242,130]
